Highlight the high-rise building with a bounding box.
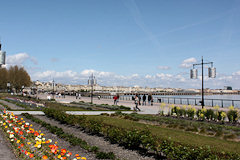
[0,41,6,68]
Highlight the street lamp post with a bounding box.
[52,79,55,99]
[191,57,216,108]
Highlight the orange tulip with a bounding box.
[29,154,34,158]
[42,155,48,159]
[61,149,67,154]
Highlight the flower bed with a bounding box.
[0,109,86,160]
[22,113,116,160]
[5,97,45,109]
[70,101,131,111]
[159,104,240,124]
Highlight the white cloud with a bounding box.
[33,70,79,83]
[80,69,95,76]
[156,73,173,80]
[6,53,29,65]
[145,75,152,79]
[233,70,240,76]
[80,69,112,77]
[157,66,171,70]
[6,53,38,66]
[30,68,240,89]
[131,74,139,78]
[180,57,197,68]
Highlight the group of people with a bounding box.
[133,94,154,111]
[75,93,81,99]
[55,92,66,98]
[112,94,154,111]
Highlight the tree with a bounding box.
[7,66,31,92]
[0,68,8,90]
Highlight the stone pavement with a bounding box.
[5,94,234,115]
[37,94,162,114]
[37,94,233,114]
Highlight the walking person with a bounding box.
[151,95,154,106]
[113,95,117,105]
[75,93,78,99]
[134,94,141,111]
[148,94,152,105]
[116,94,120,105]
[138,95,141,105]
[78,93,81,99]
[142,94,146,105]
[132,95,135,101]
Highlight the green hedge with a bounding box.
[43,108,240,160]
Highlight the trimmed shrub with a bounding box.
[227,110,238,123]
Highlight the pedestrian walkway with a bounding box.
[35,94,234,114]
[0,128,18,160]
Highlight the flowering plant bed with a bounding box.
[0,109,86,160]
[22,113,116,160]
[4,97,45,110]
[158,104,240,124]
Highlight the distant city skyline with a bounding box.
[1,0,240,89]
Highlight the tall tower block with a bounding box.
[0,41,6,68]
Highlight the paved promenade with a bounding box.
[37,94,233,114]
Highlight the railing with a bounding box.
[100,95,240,108]
[156,97,240,108]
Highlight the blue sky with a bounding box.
[1,0,240,89]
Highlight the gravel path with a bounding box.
[0,121,18,160]
[0,99,24,110]
[0,104,5,111]
[35,115,155,160]
[19,115,97,160]
[0,128,18,160]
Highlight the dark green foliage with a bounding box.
[205,109,214,121]
[96,152,115,159]
[223,134,237,140]
[187,109,195,119]
[227,110,238,123]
